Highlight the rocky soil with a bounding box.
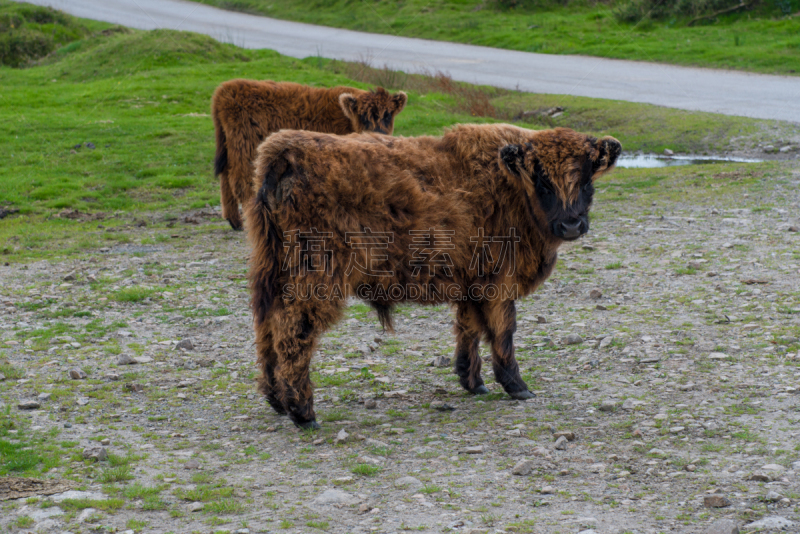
[1,163,799,534]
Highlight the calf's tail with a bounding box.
[213,112,228,177]
[246,155,292,325]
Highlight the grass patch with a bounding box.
[60,498,125,512]
[98,465,134,483]
[351,463,381,477]
[112,287,156,303]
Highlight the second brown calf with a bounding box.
[212,80,407,230]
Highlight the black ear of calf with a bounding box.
[392,91,408,112]
[592,137,622,172]
[500,144,523,177]
[605,138,622,166]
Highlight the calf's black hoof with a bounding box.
[469,385,490,395]
[509,390,536,400]
[228,219,243,231]
[296,420,320,430]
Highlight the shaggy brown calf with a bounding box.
[246,124,621,428]
[212,80,407,230]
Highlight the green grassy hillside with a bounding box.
[188,0,800,75]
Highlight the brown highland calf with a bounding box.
[246,124,621,428]
[212,80,408,230]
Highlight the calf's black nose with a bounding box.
[557,219,583,239]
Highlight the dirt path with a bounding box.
[1,164,799,533]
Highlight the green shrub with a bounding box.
[0,3,89,67]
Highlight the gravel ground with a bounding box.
[1,163,799,534]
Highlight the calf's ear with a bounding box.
[591,136,622,174]
[339,93,358,119]
[499,143,539,197]
[391,91,408,113]
[499,144,525,178]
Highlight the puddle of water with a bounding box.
[617,154,763,169]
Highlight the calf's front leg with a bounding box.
[483,300,535,400]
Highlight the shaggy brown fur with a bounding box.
[246,124,621,428]
[212,80,407,230]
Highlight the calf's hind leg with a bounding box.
[273,303,342,429]
[219,172,243,231]
[483,300,535,400]
[453,302,489,394]
[254,319,285,415]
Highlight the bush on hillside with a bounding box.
[0,3,88,67]
[615,0,797,23]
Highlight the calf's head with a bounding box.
[500,128,621,241]
[339,87,408,135]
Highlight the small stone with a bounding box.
[175,338,194,351]
[430,400,456,411]
[188,502,204,512]
[18,399,41,410]
[588,463,606,473]
[540,485,555,494]
[82,447,108,462]
[648,448,666,456]
[184,459,200,470]
[663,148,674,156]
[69,367,87,379]
[512,459,534,476]
[125,383,143,393]
[562,333,583,345]
[765,490,783,502]
[334,429,350,444]
[364,399,377,409]
[37,392,52,401]
[708,352,728,360]
[743,516,796,530]
[431,355,451,368]
[749,473,771,482]
[553,431,575,441]
[358,503,372,514]
[537,315,547,324]
[761,463,786,472]
[670,426,685,433]
[116,354,137,365]
[63,271,77,281]
[703,495,732,508]
[554,436,568,450]
[589,289,602,299]
[599,400,617,412]
[463,446,483,454]
[599,336,613,348]
[100,438,111,446]
[532,446,549,457]
[702,519,739,534]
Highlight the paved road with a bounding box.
[18,0,800,122]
